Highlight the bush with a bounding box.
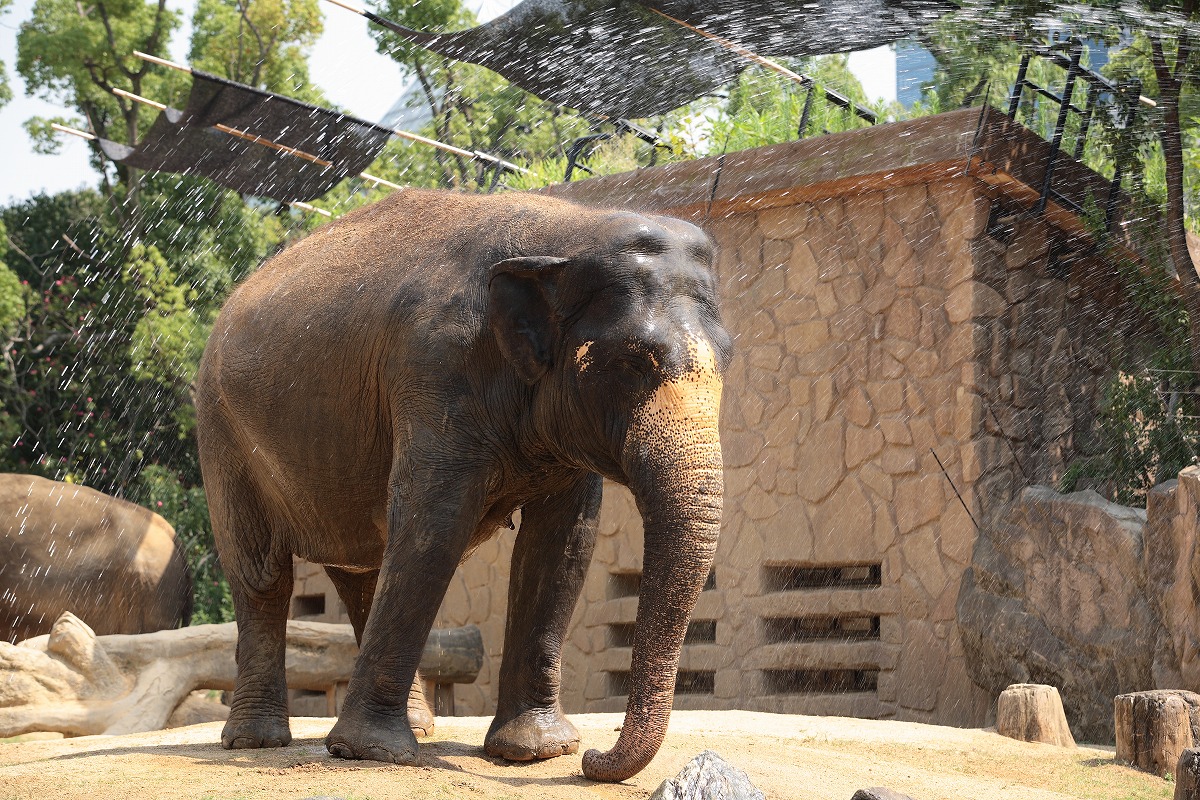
[135,465,233,624]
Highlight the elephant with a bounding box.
[193,187,730,782]
[0,473,193,643]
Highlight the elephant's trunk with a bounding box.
[581,336,723,783]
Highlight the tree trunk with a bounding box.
[0,612,482,738]
[1151,33,1200,375]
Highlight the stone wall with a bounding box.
[958,467,1200,743]
[288,108,1158,729]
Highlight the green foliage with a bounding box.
[133,465,232,624]
[364,0,598,190]
[367,0,470,65]
[1060,372,1199,505]
[705,56,884,155]
[21,116,82,156]
[0,222,26,337]
[16,0,180,154]
[122,244,209,428]
[188,0,326,103]
[0,0,12,109]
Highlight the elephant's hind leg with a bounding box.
[324,566,435,737]
[205,463,293,750]
[485,473,601,761]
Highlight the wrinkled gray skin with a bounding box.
[194,188,730,782]
[0,473,193,643]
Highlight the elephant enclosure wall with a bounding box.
[291,108,1158,728]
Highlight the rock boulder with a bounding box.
[649,751,765,800]
[957,484,1155,743]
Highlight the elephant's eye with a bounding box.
[612,349,658,382]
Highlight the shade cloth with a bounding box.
[99,70,395,202]
[366,0,952,118]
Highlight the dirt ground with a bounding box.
[0,711,1174,800]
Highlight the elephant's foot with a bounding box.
[326,709,419,764]
[408,678,435,738]
[221,713,292,749]
[485,706,580,761]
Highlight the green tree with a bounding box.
[703,55,882,155]
[919,0,1200,372]
[17,0,180,208]
[0,0,12,108]
[188,0,325,103]
[366,0,598,189]
[133,465,231,623]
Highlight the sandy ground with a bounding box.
[0,711,1175,800]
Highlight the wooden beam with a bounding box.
[109,86,403,191]
[131,47,526,173]
[49,123,96,141]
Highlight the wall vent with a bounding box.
[609,568,715,598]
[763,668,878,695]
[608,670,631,696]
[762,563,882,592]
[685,619,718,644]
[676,670,716,694]
[607,669,715,696]
[292,593,326,618]
[608,619,717,647]
[763,615,880,643]
[608,572,641,599]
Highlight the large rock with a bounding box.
[957,485,1155,743]
[996,683,1075,747]
[1144,469,1200,691]
[649,751,765,800]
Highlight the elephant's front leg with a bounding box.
[485,472,601,761]
[326,465,485,764]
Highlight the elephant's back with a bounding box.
[0,474,191,642]
[217,188,612,326]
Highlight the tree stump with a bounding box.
[1114,690,1200,776]
[996,683,1076,747]
[1175,748,1200,800]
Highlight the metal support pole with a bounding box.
[797,82,816,139]
[1074,82,1101,160]
[1008,53,1031,119]
[1035,38,1083,214]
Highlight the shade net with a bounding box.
[369,0,952,118]
[98,70,394,202]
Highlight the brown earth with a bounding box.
[0,711,1174,800]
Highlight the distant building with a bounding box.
[895,39,937,108]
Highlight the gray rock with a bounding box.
[649,751,765,800]
[851,789,917,800]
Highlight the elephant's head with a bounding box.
[488,212,730,781]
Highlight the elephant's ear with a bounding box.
[488,255,570,384]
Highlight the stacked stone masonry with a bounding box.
[289,110,1157,728]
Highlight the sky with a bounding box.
[0,0,897,205]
